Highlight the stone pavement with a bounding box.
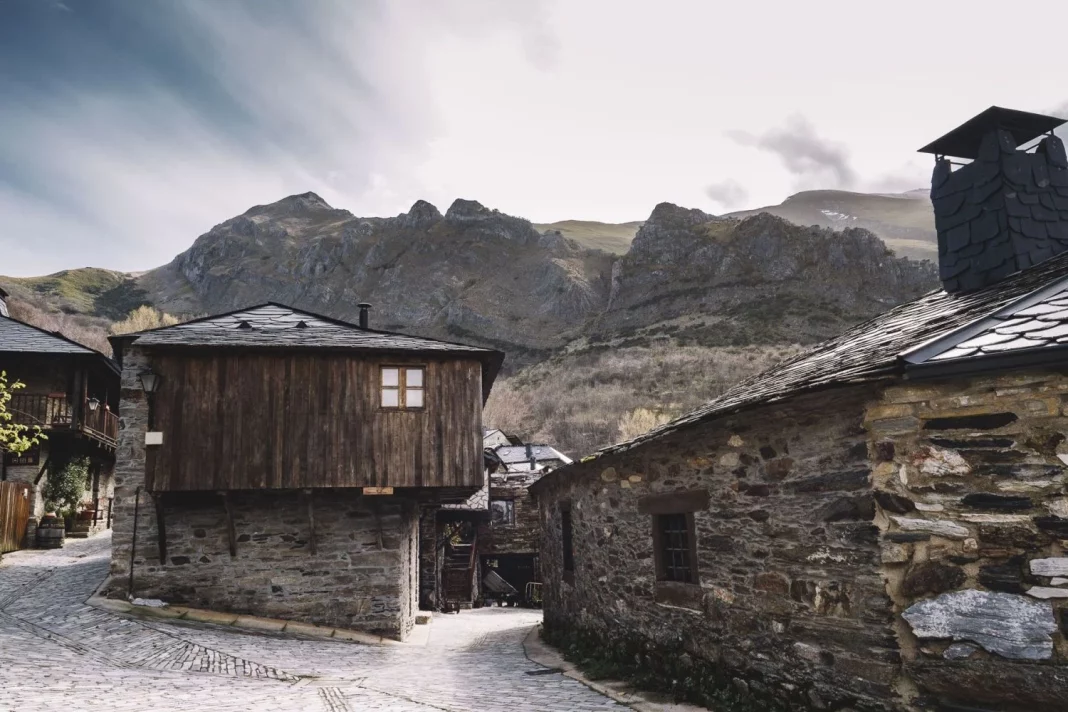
[0,532,624,712]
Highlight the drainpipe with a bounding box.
[128,486,141,600]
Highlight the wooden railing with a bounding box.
[8,394,117,448]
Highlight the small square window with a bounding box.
[490,499,515,525]
[654,512,697,584]
[381,366,425,409]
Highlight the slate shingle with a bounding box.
[0,316,99,355]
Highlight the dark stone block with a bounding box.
[169,556,191,566]
[901,561,966,597]
[928,437,1015,449]
[874,441,895,462]
[748,509,770,522]
[758,445,777,460]
[960,493,1033,510]
[978,557,1025,594]
[705,535,734,552]
[743,484,772,497]
[764,457,794,480]
[874,490,914,514]
[784,469,869,493]
[1034,516,1068,538]
[887,532,930,543]
[978,525,1048,551]
[818,494,875,522]
[193,528,206,538]
[922,413,1018,431]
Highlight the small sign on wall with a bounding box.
[145,432,164,446]
[363,486,394,495]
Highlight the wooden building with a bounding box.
[0,289,119,552]
[106,303,502,640]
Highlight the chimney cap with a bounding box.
[357,302,372,308]
[918,106,1067,159]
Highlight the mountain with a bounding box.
[728,189,936,260]
[2,192,938,370]
[532,219,644,255]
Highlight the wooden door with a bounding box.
[0,481,31,553]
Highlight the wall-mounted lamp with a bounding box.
[139,370,161,432]
[87,397,100,412]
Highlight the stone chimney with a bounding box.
[0,287,8,318]
[921,106,1068,293]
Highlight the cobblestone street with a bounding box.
[0,533,623,712]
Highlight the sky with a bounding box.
[2,0,1068,276]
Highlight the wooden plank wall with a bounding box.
[0,481,31,553]
[146,353,484,492]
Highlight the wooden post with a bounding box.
[303,489,317,555]
[219,491,237,557]
[153,493,167,564]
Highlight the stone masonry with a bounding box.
[107,345,419,641]
[537,367,1068,710]
[536,387,899,711]
[869,368,1068,710]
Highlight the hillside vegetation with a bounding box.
[485,342,804,457]
[533,219,643,254]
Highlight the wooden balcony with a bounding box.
[8,394,118,449]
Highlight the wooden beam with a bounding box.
[153,493,167,564]
[303,488,317,555]
[219,491,237,557]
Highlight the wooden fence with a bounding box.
[0,481,31,554]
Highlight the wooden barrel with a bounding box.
[36,514,65,549]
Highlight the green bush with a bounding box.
[43,457,90,518]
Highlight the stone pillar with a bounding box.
[106,345,158,597]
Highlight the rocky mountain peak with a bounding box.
[244,191,338,218]
[400,200,443,229]
[445,198,493,221]
[644,202,715,231]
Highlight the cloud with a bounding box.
[705,179,749,210]
[726,115,858,190]
[0,0,556,275]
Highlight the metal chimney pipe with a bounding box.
[358,303,371,329]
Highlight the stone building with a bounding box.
[420,435,569,609]
[0,288,118,547]
[105,303,502,640]
[531,107,1068,710]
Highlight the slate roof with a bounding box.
[561,248,1068,465]
[918,106,1066,159]
[112,302,505,396]
[903,274,1068,366]
[0,315,100,356]
[494,445,572,465]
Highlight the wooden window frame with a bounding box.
[379,365,426,411]
[560,501,575,585]
[638,489,708,608]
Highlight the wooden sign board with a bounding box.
[363,487,394,495]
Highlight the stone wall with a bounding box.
[869,369,1068,710]
[478,483,539,555]
[107,345,419,640]
[537,387,899,711]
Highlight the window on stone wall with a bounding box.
[381,366,425,409]
[490,498,515,525]
[561,503,574,582]
[638,489,709,592]
[653,512,697,584]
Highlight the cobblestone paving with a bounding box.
[0,533,622,712]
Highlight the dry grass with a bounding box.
[484,342,803,457]
[109,305,178,335]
